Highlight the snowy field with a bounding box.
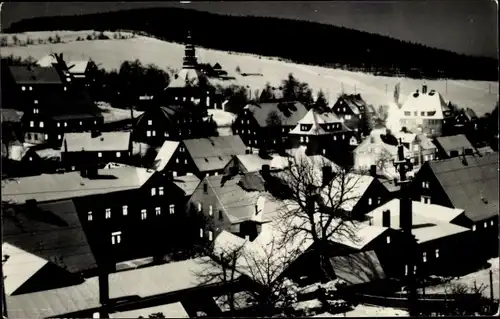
[314,305,409,317]
[2,31,498,117]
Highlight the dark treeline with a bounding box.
[6,7,498,81]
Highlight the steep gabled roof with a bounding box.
[400,88,448,119]
[184,136,247,172]
[154,140,180,171]
[243,101,308,127]
[62,132,131,153]
[427,153,499,222]
[8,66,62,84]
[173,174,201,197]
[435,134,476,154]
[2,200,97,274]
[336,94,369,115]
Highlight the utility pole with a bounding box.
[394,139,418,316]
[385,84,388,96]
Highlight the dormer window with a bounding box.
[414,111,418,116]
[404,111,411,116]
[427,111,436,116]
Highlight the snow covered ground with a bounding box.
[2,31,498,116]
[425,257,499,299]
[97,102,144,124]
[314,305,409,317]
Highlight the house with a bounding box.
[408,153,499,258]
[66,59,99,87]
[61,131,132,171]
[366,199,473,276]
[232,101,308,152]
[452,108,479,135]
[5,257,238,319]
[132,104,206,146]
[353,136,410,177]
[399,84,454,138]
[187,174,266,241]
[2,199,98,283]
[160,32,216,114]
[2,166,188,264]
[331,94,375,134]
[434,134,477,158]
[288,109,354,161]
[223,153,273,175]
[395,131,438,166]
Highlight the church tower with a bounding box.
[182,31,198,69]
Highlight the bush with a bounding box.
[37,38,45,44]
[0,36,8,47]
[48,36,53,43]
[54,34,61,43]
[86,34,93,41]
[26,37,34,45]
[97,32,110,40]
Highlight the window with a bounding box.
[484,221,488,228]
[34,133,39,141]
[422,181,430,189]
[58,135,62,140]
[254,140,257,145]
[98,152,102,158]
[176,158,180,163]
[424,155,429,161]
[472,224,476,231]
[169,204,175,215]
[88,211,93,221]
[184,159,188,164]
[79,121,83,126]
[305,136,309,143]
[173,171,177,177]
[28,157,33,161]
[151,188,156,196]
[164,132,169,137]
[214,172,219,176]
[491,220,494,226]
[414,111,418,116]
[209,231,213,241]
[22,86,26,91]
[200,228,204,238]
[209,205,213,216]
[122,205,128,216]
[159,186,164,195]
[414,265,417,274]
[413,145,419,152]
[435,249,440,258]
[386,236,391,244]
[148,120,152,126]
[300,136,305,143]
[423,252,427,263]
[105,208,111,219]
[368,198,372,205]
[116,152,121,158]
[342,134,345,140]
[345,114,351,120]
[404,111,411,116]
[141,209,147,220]
[94,121,97,125]
[333,135,337,141]
[197,203,202,212]
[203,183,208,194]
[421,196,431,204]
[111,231,122,245]
[219,210,223,220]
[57,122,60,127]
[147,131,151,137]
[33,107,39,113]
[152,131,156,137]
[39,121,44,128]
[28,86,32,91]
[155,207,161,215]
[421,112,425,116]
[64,122,68,127]
[30,121,34,127]
[405,264,408,276]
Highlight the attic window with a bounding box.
[427,111,436,116]
[64,86,67,91]
[404,111,411,116]
[22,86,26,91]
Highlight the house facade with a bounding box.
[331,94,374,135]
[132,105,207,146]
[395,131,438,167]
[232,101,308,152]
[399,84,454,138]
[408,154,499,259]
[61,131,132,171]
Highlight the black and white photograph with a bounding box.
[0,1,498,317]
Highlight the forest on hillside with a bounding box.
[5,7,498,81]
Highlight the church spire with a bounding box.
[183,30,198,69]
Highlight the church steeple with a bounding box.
[183,31,198,69]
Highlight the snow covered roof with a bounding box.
[167,68,208,89]
[400,87,448,119]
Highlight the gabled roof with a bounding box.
[36,55,58,67]
[400,88,448,119]
[427,153,499,222]
[135,104,203,127]
[435,134,475,154]
[206,174,261,223]
[235,154,273,173]
[2,200,97,274]
[8,65,62,84]
[243,101,308,127]
[3,167,155,204]
[366,199,470,243]
[415,134,437,150]
[7,257,221,319]
[154,141,180,171]
[330,250,386,286]
[2,243,49,295]
[173,174,201,196]
[67,60,91,74]
[184,136,247,172]
[62,132,131,153]
[336,94,369,115]
[290,109,328,136]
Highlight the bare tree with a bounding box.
[272,155,364,282]
[375,147,394,174]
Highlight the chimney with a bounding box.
[322,166,332,185]
[255,204,260,216]
[382,209,391,228]
[422,84,427,94]
[370,165,377,177]
[203,182,208,193]
[261,164,270,179]
[98,271,109,306]
[64,139,68,153]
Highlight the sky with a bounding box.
[1,1,498,58]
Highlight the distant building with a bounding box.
[399,84,453,138]
[434,134,477,158]
[61,131,132,171]
[232,101,308,152]
[395,131,438,166]
[132,104,207,146]
[331,94,375,133]
[37,54,98,88]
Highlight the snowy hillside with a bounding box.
[2,31,498,116]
